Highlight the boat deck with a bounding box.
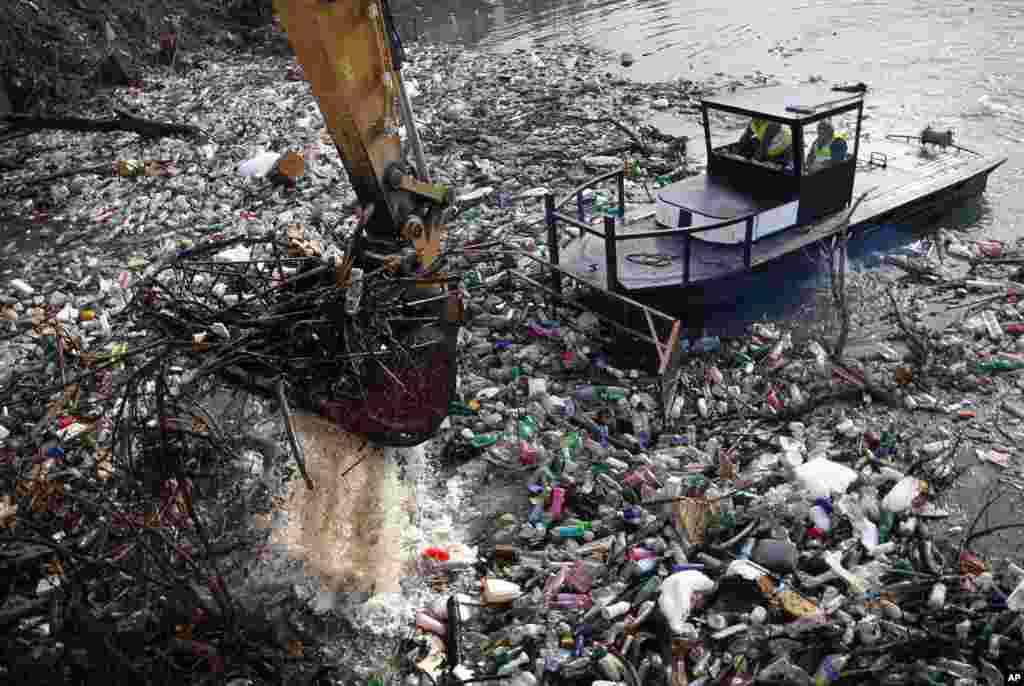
[559,138,1006,291]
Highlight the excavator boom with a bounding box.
[273,0,447,269]
[272,0,459,447]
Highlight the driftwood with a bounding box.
[883,254,942,280]
[828,190,873,359]
[888,286,931,370]
[560,114,650,155]
[1,109,204,140]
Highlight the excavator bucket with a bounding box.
[273,0,458,448]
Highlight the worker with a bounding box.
[737,117,793,165]
[804,119,848,173]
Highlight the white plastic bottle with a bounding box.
[809,502,832,532]
[1006,577,1024,611]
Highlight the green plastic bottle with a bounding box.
[599,388,627,401]
[878,510,895,543]
[975,357,1024,373]
[471,434,500,448]
[449,401,477,416]
[518,415,539,439]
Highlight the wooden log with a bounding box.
[2,109,203,140]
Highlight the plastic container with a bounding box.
[482,578,523,604]
[751,538,799,575]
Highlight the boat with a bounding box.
[541,84,1007,343]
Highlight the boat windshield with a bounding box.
[707,107,796,174]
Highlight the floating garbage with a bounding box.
[3,16,1024,686]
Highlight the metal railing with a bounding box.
[509,252,682,376]
[519,168,682,377]
[544,169,760,291]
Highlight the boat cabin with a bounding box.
[656,84,864,244]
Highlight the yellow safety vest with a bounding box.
[750,120,792,159]
[813,133,848,162]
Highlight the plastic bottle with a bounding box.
[814,654,850,685]
[631,408,651,448]
[697,397,709,418]
[927,582,947,611]
[975,356,1024,373]
[877,510,895,543]
[931,658,979,681]
[549,593,593,611]
[1005,577,1024,610]
[549,487,565,521]
[807,340,828,375]
[601,600,631,621]
[809,499,833,532]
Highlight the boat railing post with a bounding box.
[576,190,584,223]
[617,170,626,219]
[604,214,618,293]
[743,217,754,269]
[683,232,691,286]
[545,193,562,296]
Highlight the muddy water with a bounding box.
[267,414,418,596]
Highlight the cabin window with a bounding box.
[707,109,796,174]
[801,111,856,175]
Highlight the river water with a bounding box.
[392,0,1024,326]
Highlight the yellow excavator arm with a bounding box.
[272,1,460,448]
[273,0,449,273]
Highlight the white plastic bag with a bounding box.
[881,476,924,513]
[658,570,715,635]
[792,458,858,499]
[238,151,281,178]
